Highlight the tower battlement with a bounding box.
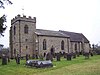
[11,14,36,25]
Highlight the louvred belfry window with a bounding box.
[24,25,28,34]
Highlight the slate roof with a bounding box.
[36,29,69,38]
[35,29,89,43]
[59,30,89,43]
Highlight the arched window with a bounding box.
[24,25,28,34]
[14,49,16,55]
[75,43,77,50]
[61,40,64,50]
[43,39,46,50]
[14,26,16,35]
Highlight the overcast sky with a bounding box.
[0,0,100,47]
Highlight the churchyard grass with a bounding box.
[0,55,100,75]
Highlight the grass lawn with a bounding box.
[0,55,100,75]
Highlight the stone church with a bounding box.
[9,15,90,58]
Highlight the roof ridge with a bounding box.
[59,30,82,34]
[36,29,58,32]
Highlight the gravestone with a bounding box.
[89,51,93,57]
[83,52,89,59]
[8,56,10,62]
[46,52,53,61]
[2,54,7,65]
[26,54,29,61]
[36,55,38,59]
[76,51,80,57]
[56,53,61,61]
[64,53,67,58]
[16,54,20,64]
[59,51,63,57]
[32,54,35,59]
[90,52,93,57]
[67,53,72,61]
[72,53,76,58]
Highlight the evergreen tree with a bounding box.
[0,0,12,36]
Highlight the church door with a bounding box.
[50,46,55,57]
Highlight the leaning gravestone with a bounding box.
[84,52,89,59]
[56,53,61,61]
[2,54,7,65]
[26,54,29,61]
[46,52,53,61]
[67,53,72,61]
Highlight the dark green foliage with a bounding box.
[0,15,7,36]
[0,0,12,36]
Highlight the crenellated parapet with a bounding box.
[11,14,36,25]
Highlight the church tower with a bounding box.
[10,15,36,58]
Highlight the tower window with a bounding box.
[43,39,47,50]
[24,25,28,34]
[14,49,16,54]
[61,40,64,50]
[26,46,28,49]
[25,39,28,42]
[14,26,16,35]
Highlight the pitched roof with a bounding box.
[36,29,69,38]
[59,30,89,43]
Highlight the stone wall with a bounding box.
[84,43,90,52]
[10,15,36,57]
[36,36,70,55]
[70,42,90,53]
